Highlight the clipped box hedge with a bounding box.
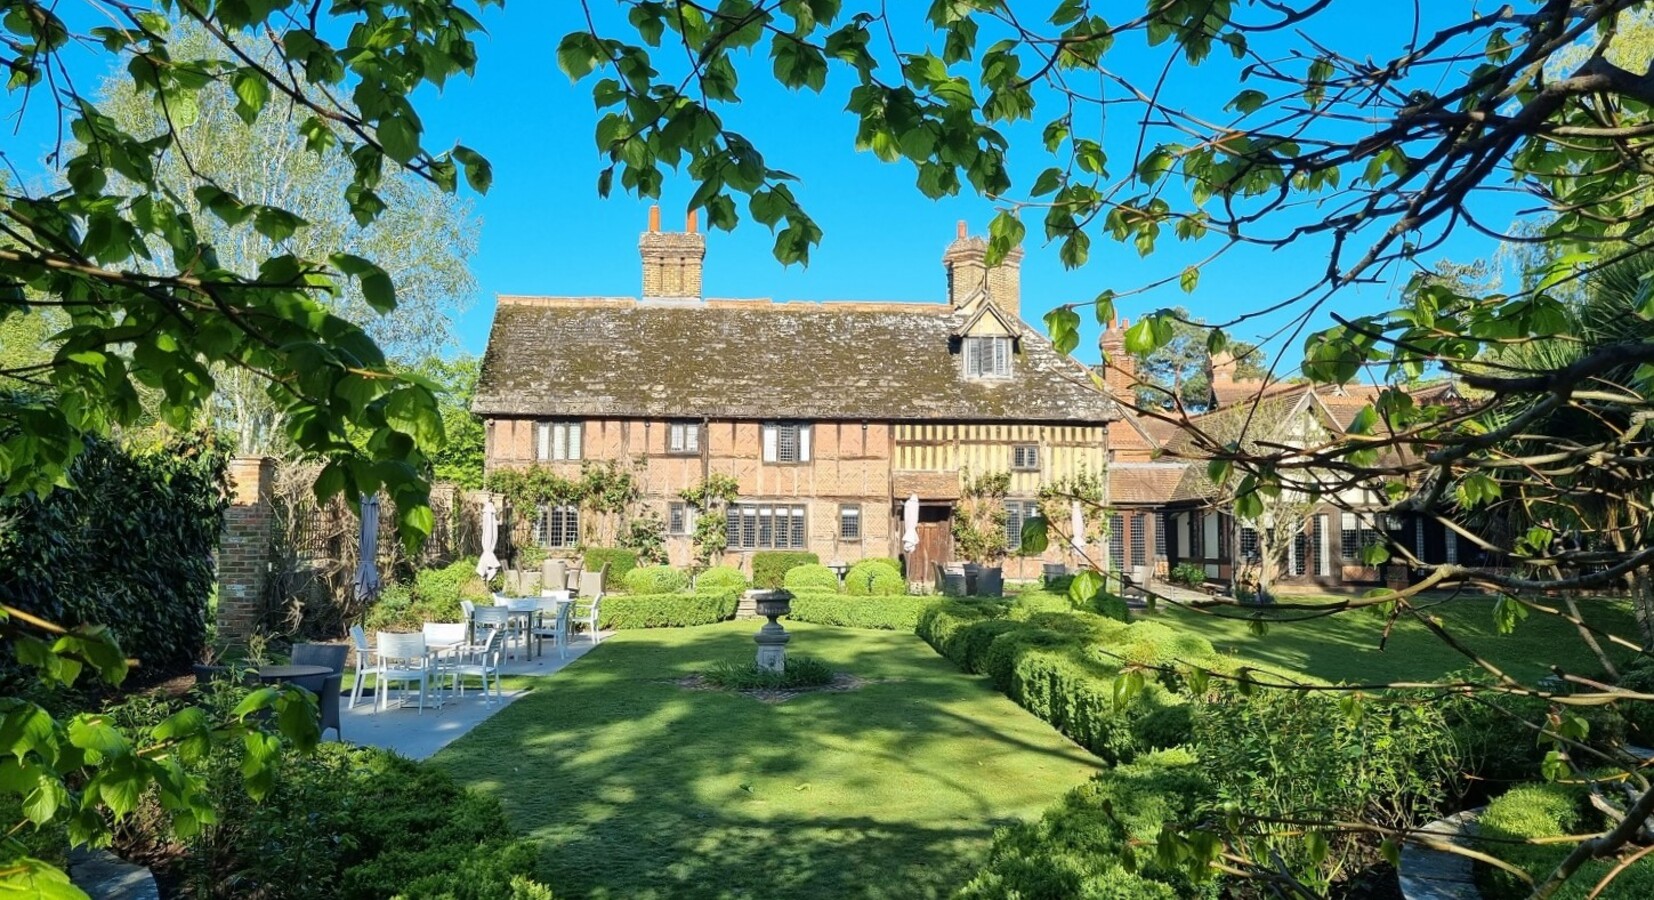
[916,598,1217,764]
[584,548,639,585]
[752,550,818,588]
[599,591,739,629]
[786,593,937,631]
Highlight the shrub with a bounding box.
[0,433,225,676]
[1618,664,1654,745]
[1475,783,1586,900]
[858,556,903,575]
[1194,686,1459,892]
[916,598,1012,661]
[752,551,819,588]
[703,656,835,690]
[787,593,935,630]
[784,563,841,594]
[599,592,738,629]
[844,560,905,596]
[364,583,419,633]
[412,557,490,621]
[107,691,552,900]
[1169,562,1206,586]
[957,748,1218,900]
[584,547,639,585]
[695,564,749,594]
[1009,589,1073,619]
[622,564,690,595]
[1444,678,1628,789]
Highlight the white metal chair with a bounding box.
[472,604,514,657]
[349,625,373,708]
[574,593,604,645]
[422,621,468,696]
[373,632,434,714]
[448,626,505,704]
[531,601,574,660]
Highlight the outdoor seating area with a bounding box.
[347,583,606,717]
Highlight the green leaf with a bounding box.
[556,32,605,81]
[1123,315,1174,354]
[1019,514,1049,555]
[1359,542,1390,566]
[1068,569,1104,606]
[0,855,84,899]
[1492,594,1529,635]
[377,115,420,165]
[230,68,269,125]
[1043,307,1081,355]
[452,146,493,194]
[1179,265,1199,294]
[986,210,1025,266]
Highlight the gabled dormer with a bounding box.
[954,293,1021,380]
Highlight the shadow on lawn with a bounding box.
[434,623,1097,900]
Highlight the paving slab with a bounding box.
[339,634,605,760]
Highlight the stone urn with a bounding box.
[751,589,793,673]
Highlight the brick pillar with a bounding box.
[218,456,275,642]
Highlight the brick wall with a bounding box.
[218,456,274,642]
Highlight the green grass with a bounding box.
[432,621,1101,899]
[1160,593,1638,684]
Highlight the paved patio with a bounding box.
[338,633,608,760]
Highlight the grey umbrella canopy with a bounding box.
[353,493,382,603]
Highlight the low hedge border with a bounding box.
[916,597,1219,763]
[786,593,938,631]
[599,592,740,629]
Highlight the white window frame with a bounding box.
[761,422,811,464]
[1011,444,1040,471]
[535,420,582,461]
[667,421,701,455]
[963,335,1012,378]
[839,504,861,542]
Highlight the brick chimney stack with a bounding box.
[942,220,1022,318]
[640,205,706,301]
[1098,315,1138,399]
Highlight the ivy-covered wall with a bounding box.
[0,433,227,678]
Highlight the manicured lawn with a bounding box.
[432,621,1101,899]
[1160,593,1638,684]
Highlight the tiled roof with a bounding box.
[473,296,1116,422]
[1109,463,1190,505]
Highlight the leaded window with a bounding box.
[667,421,701,455]
[726,503,807,550]
[1004,500,1040,549]
[762,423,811,464]
[534,505,579,548]
[839,505,861,541]
[1130,514,1148,567]
[1011,444,1040,471]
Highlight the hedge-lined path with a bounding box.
[342,631,611,760]
[432,621,1102,899]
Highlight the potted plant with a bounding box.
[192,638,232,684]
[952,471,1013,597]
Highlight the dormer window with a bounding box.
[964,336,1012,378]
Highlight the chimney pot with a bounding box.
[956,220,967,239]
[648,205,661,233]
[686,209,698,234]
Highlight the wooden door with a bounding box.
[903,506,954,587]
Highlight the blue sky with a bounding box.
[8,3,1515,370]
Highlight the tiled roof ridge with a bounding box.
[495,294,955,314]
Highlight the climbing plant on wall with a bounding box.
[679,474,740,569]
